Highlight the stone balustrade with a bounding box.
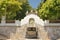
[0,20,20,26]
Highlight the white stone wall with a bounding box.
[45,26,60,40]
[0,15,60,40]
[0,26,19,40]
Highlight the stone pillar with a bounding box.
[15,20,20,26]
[1,16,6,24]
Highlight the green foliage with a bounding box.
[16,0,32,20]
[38,0,60,20]
[0,0,22,20]
[0,0,32,20]
[17,0,27,3]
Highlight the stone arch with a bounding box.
[21,14,44,26]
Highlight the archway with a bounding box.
[21,14,44,26]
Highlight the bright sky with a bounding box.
[28,0,41,8]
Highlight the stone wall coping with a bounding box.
[45,23,60,27]
[0,24,20,26]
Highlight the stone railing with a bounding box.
[0,20,20,26]
[0,20,60,27]
[44,20,60,26]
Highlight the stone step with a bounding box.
[25,39,42,40]
[26,39,38,40]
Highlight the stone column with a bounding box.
[1,16,6,24]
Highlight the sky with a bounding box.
[28,0,41,8]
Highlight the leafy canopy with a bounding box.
[38,0,60,20]
[0,0,22,20]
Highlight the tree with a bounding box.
[0,0,22,20]
[37,0,60,20]
[16,0,32,20]
[17,0,27,3]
